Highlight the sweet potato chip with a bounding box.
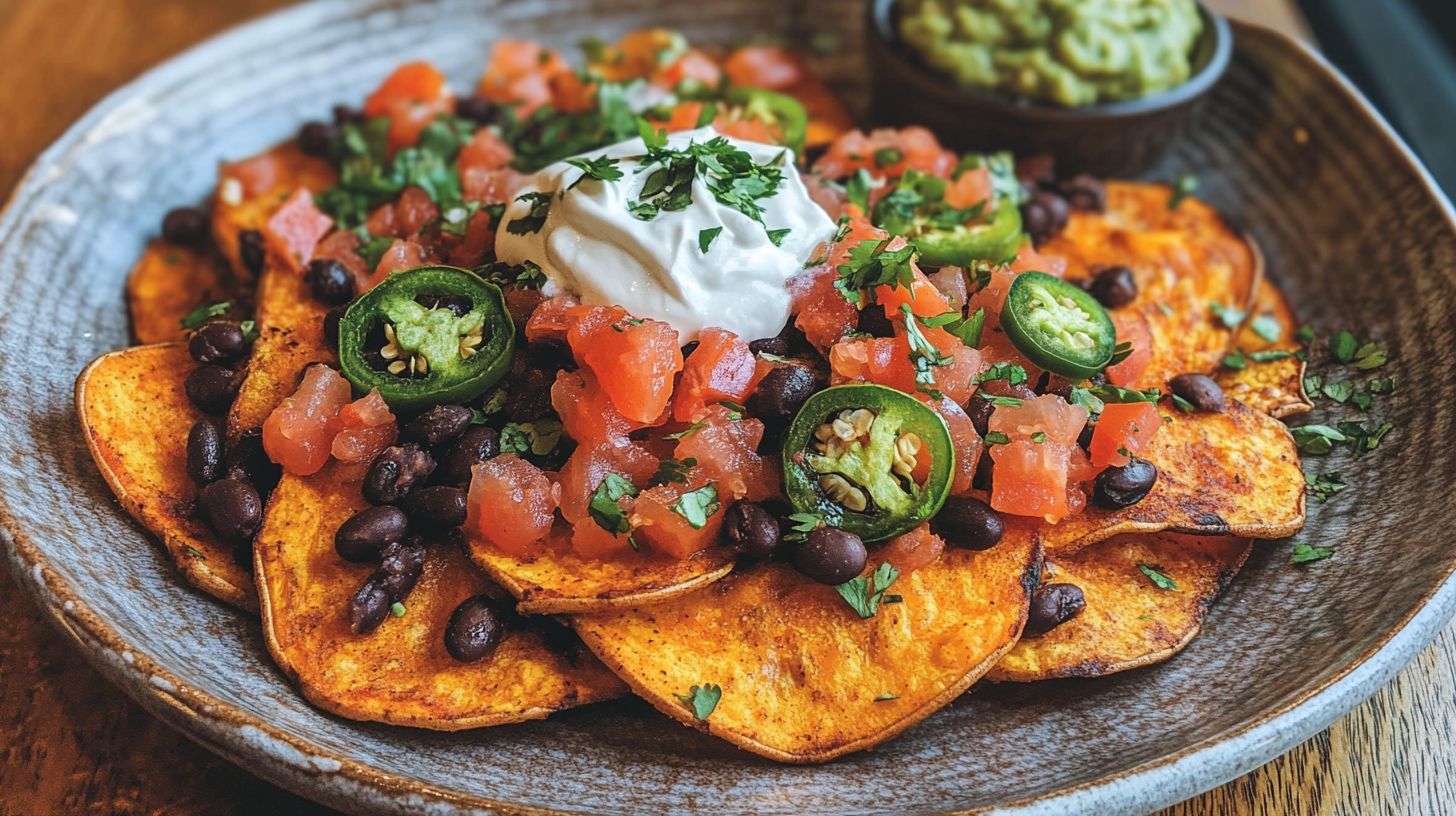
[77,344,257,611]
[256,467,628,729]
[572,522,1042,763]
[988,533,1251,682]
[226,264,333,441]
[468,536,737,615]
[1044,182,1260,386]
[211,141,337,279]
[126,241,250,345]
[1217,275,1312,419]
[1045,399,1305,557]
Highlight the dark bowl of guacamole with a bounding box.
[866,0,1233,177]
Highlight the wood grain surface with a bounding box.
[0,1,1449,814]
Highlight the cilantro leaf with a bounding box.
[1291,424,1346,455]
[787,513,823,533]
[899,304,952,398]
[565,155,624,190]
[766,228,791,247]
[1352,342,1387,370]
[1168,174,1199,210]
[1209,302,1247,330]
[1369,376,1397,395]
[1329,331,1359,363]
[834,239,917,307]
[675,683,722,719]
[669,484,720,530]
[1321,381,1354,404]
[873,692,900,702]
[1249,350,1294,362]
[180,301,230,330]
[1222,349,1247,370]
[1291,543,1335,564]
[664,422,705,440]
[652,457,697,487]
[1338,420,1393,459]
[1250,314,1283,343]
[698,226,723,254]
[1306,472,1347,501]
[506,191,553,235]
[984,431,1010,445]
[588,474,639,536]
[833,562,901,619]
[975,362,1027,386]
[1138,563,1178,590]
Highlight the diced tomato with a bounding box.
[1106,313,1154,388]
[713,115,779,146]
[926,266,968,312]
[557,440,659,524]
[459,128,524,204]
[923,395,983,495]
[331,389,398,465]
[365,202,400,239]
[787,266,858,353]
[805,174,849,219]
[588,29,686,82]
[655,48,722,90]
[365,239,430,290]
[944,166,993,210]
[566,308,683,425]
[673,328,756,422]
[263,189,333,271]
[990,439,1075,523]
[1010,241,1068,279]
[989,394,1089,445]
[652,101,709,133]
[525,294,582,344]
[314,230,370,290]
[446,209,497,269]
[262,365,352,477]
[467,454,558,556]
[965,264,1019,317]
[884,524,945,574]
[549,70,597,114]
[629,478,725,560]
[723,45,806,90]
[552,368,635,448]
[875,242,951,320]
[812,127,957,182]
[394,187,440,237]
[478,40,568,117]
[363,62,454,155]
[571,517,636,560]
[220,152,280,199]
[672,405,778,502]
[1088,401,1163,469]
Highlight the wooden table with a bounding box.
[1,1,1451,813]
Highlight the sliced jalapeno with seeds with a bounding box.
[1000,271,1118,380]
[338,265,514,412]
[783,384,954,542]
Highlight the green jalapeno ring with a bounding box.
[870,175,1023,267]
[338,265,515,413]
[999,270,1118,381]
[782,384,955,543]
[722,86,809,159]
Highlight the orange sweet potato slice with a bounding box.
[1044,399,1305,557]
[1217,274,1313,419]
[256,466,628,729]
[76,343,257,611]
[126,241,251,345]
[988,533,1252,682]
[1043,181,1261,387]
[226,259,333,441]
[572,520,1041,763]
[211,141,337,279]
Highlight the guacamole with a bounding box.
[898,0,1204,107]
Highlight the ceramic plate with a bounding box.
[2,1,1454,813]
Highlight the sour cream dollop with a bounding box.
[495,127,836,343]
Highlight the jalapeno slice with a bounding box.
[783,384,955,542]
[999,271,1118,380]
[723,86,809,159]
[870,170,1023,266]
[338,265,514,412]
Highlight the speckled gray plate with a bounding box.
[2,1,1453,814]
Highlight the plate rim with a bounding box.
[2,4,1454,814]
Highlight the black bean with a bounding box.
[1060,174,1107,213]
[502,367,554,423]
[1089,265,1138,309]
[363,444,436,505]
[527,338,573,372]
[349,581,393,636]
[1015,155,1057,189]
[931,496,1004,550]
[196,479,262,544]
[680,340,700,360]
[444,595,506,663]
[188,321,247,365]
[438,426,501,486]
[1092,456,1159,510]
[186,420,224,485]
[161,207,209,246]
[224,428,281,495]
[298,121,339,157]
[401,405,473,447]
[376,538,426,602]
[856,306,895,338]
[454,95,501,125]
[332,104,364,125]
[238,229,266,276]
[723,502,781,559]
[233,541,255,574]
[972,449,994,492]
[801,142,830,167]
[748,331,790,358]
[323,304,347,348]
[401,485,469,533]
[791,528,867,585]
[1024,583,1086,635]
[1077,419,1096,453]
[185,365,241,415]
[1020,190,1069,244]
[334,505,410,563]
[1169,373,1226,413]
[747,365,819,422]
[307,258,356,306]
[967,395,995,438]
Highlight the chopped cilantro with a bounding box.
[1172,394,1196,413]
[1329,331,1359,363]
[185,546,205,559]
[506,191,553,235]
[670,484,721,530]
[1250,314,1283,343]
[698,226,723,253]
[565,155,624,189]
[1337,420,1393,459]
[180,301,230,330]
[1291,543,1335,564]
[652,457,698,487]
[1249,350,1294,362]
[664,422,706,440]
[1321,381,1354,404]
[676,683,722,719]
[873,692,900,702]
[1108,341,1135,367]
[1295,326,1316,344]
[766,228,792,247]
[1209,302,1247,330]
[978,392,1022,408]
[1069,385,1160,414]
[1168,174,1199,210]
[984,431,1010,445]
[834,239,917,308]
[1352,342,1387,370]
[239,320,259,343]
[1291,424,1346,455]
[873,147,904,167]
[717,400,746,420]
[1030,431,1047,443]
[1222,349,1247,370]
[1369,376,1397,395]
[1306,472,1347,501]
[975,363,1027,386]
[833,562,900,619]
[844,167,878,213]
[589,474,639,536]
[1138,564,1178,590]
[899,304,952,398]
[757,352,791,363]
